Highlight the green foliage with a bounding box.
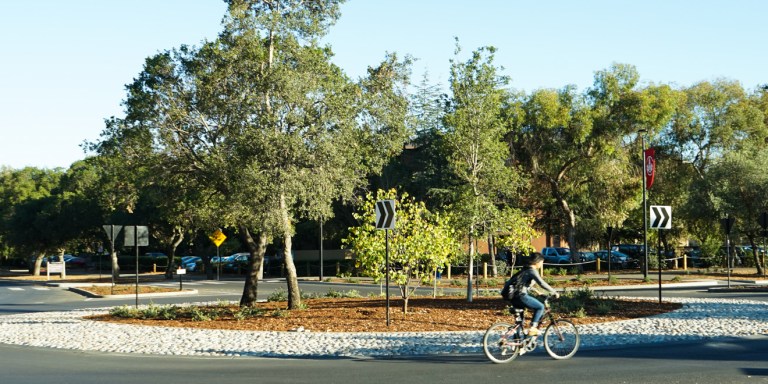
[344,189,460,311]
[268,289,289,302]
[271,309,289,318]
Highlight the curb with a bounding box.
[68,287,198,299]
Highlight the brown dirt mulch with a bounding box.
[91,296,682,333]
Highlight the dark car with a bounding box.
[594,250,631,269]
[579,251,596,262]
[63,255,87,268]
[541,247,572,264]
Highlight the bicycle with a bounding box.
[483,296,580,363]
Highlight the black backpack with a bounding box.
[500,269,525,301]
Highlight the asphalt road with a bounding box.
[1,276,767,384]
[0,337,766,384]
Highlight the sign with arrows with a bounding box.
[649,205,672,229]
[375,200,396,230]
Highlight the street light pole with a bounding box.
[640,130,649,279]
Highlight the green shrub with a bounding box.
[271,309,288,318]
[268,289,288,302]
[594,300,614,316]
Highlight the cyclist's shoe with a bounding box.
[526,327,540,336]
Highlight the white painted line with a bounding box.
[8,287,23,291]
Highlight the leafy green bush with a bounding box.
[268,289,288,302]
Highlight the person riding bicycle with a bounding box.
[510,253,560,336]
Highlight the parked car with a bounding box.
[179,256,202,272]
[594,250,632,269]
[579,251,596,262]
[541,247,572,264]
[63,255,87,268]
[222,252,250,272]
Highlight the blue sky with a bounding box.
[1,0,766,170]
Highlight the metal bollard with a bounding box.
[447,264,452,280]
[483,262,488,279]
[596,258,601,274]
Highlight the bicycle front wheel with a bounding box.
[483,322,521,363]
[543,319,579,359]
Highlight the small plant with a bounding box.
[325,288,343,298]
[268,289,288,302]
[556,268,568,277]
[671,275,683,282]
[608,276,619,285]
[189,306,213,321]
[643,276,653,283]
[345,277,361,284]
[594,300,614,316]
[581,278,596,285]
[449,279,466,287]
[271,309,289,318]
[343,289,362,298]
[233,306,264,320]
[573,307,587,318]
[109,305,140,319]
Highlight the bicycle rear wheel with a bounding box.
[483,322,521,363]
[543,319,579,359]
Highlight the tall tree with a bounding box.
[442,43,520,301]
[508,64,675,258]
[96,0,410,309]
[708,145,768,274]
[663,80,767,248]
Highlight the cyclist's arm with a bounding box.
[529,268,559,297]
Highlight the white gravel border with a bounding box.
[0,297,766,358]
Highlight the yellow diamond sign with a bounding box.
[209,229,227,247]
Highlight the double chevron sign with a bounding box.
[375,200,396,230]
[649,205,672,229]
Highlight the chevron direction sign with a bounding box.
[649,205,672,229]
[375,200,396,230]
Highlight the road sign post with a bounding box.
[124,226,149,308]
[760,212,768,277]
[720,216,735,288]
[375,200,396,327]
[209,229,226,280]
[649,206,672,303]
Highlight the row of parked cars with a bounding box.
[177,252,283,273]
[541,247,637,269]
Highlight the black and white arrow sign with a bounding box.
[375,200,396,230]
[649,205,672,229]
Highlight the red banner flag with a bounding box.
[644,148,655,190]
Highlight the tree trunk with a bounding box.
[280,193,302,310]
[466,230,475,303]
[165,230,184,279]
[748,237,764,275]
[32,251,45,276]
[239,225,267,307]
[489,234,498,277]
[111,250,120,280]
